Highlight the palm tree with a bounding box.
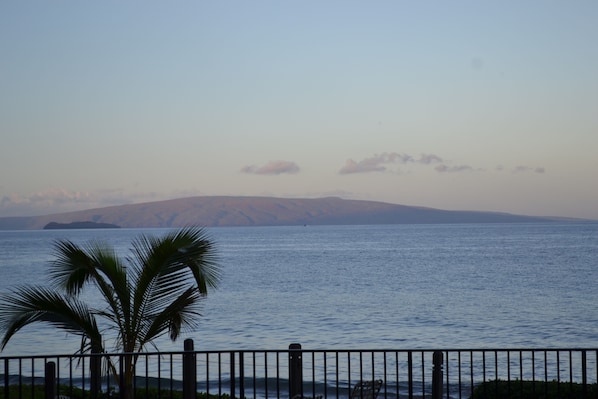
[0,226,220,399]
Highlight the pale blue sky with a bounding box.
[1,1,597,219]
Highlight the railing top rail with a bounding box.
[186,347,598,355]
[1,347,597,361]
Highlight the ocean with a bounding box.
[0,223,597,357]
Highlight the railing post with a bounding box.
[432,351,443,399]
[239,351,245,398]
[45,361,56,399]
[408,351,413,399]
[582,350,587,399]
[230,351,236,399]
[289,343,303,399]
[119,354,126,399]
[5,358,10,399]
[90,348,101,399]
[183,339,197,399]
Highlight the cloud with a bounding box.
[434,164,475,173]
[0,188,132,217]
[514,166,546,174]
[0,187,204,217]
[417,154,444,164]
[339,158,387,174]
[241,160,300,175]
[339,152,442,174]
[340,151,545,177]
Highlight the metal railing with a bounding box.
[1,341,597,399]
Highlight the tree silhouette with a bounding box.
[0,227,220,399]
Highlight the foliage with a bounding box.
[471,379,598,399]
[0,227,220,399]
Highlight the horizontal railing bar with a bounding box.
[3,348,598,360]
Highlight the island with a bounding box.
[1,196,588,231]
[43,221,121,230]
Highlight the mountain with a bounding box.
[0,196,575,230]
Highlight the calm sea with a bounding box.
[0,223,597,356]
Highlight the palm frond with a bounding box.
[129,227,219,343]
[137,287,204,349]
[50,240,98,294]
[135,227,220,293]
[0,286,103,352]
[0,227,220,366]
[50,239,131,338]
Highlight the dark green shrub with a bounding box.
[471,379,598,399]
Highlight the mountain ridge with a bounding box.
[0,195,584,230]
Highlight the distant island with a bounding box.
[0,196,591,230]
[43,221,121,230]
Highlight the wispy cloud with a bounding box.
[339,158,386,174]
[340,152,546,176]
[339,152,443,174]
[241,160,300,175]
[434,164,475,173]
[417,154,444,164]
[0,187,208,217]
[514,166,546,174]
[0,188,130,217]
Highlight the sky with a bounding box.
[1,1,597,220]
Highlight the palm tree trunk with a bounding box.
[119,353,135,399]
[90,345,102,399]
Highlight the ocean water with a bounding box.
[0,223,597,357]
